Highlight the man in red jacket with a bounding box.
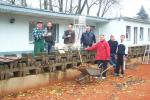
[85,34,110,79]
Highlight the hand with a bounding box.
[115,55,117,60]
[68,35,71,37]
[123,56,127,61]
[84,48,88,51]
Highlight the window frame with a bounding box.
[139,27,144,41]
[29,21,59,43]
[126,25,131,41]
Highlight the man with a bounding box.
[44,21,55,54]
[32,21,45,55]
[85,35,110,79]
[108,35,118,68]
[114,35,128,77]
[62,24,75,51]
[81,25,96,48]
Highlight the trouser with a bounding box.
[97,60,109,77]
[109,53,117,67]
[45,42,53,54]
[34,39,44,55]
[115,55,124,75]
[83,44,92,48]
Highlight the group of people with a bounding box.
[32,21,54,55]
[32,22,96,54]
[85,34,128,79]
[32,22,128,79]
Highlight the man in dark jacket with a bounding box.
[44,21,55,54]
[108,35,118,68]
[81,25,96,48]
[62,24,75,51]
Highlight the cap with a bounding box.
[37,21,43,23]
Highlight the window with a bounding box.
[140,27,144,41]
[134,27,138,44]
[126,26,131,41]
[29,21,59,42]
[148,28,150,41]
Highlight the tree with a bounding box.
[44,0,48,10]
[137,6,149,20]
[58,0,63,12]
[97,0,119,17]
[86,0,99,15]
[21,0,27,7]
[39,0,42,9]
[9,0,16,4]
[49,0,53,11]
[76,0,87,14]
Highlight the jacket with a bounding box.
[108,40,118,54]
[44,27,55,44]
[81,32,96,45]
[117,40,128,56]
[62,30,75,44]
[85,40,110,60]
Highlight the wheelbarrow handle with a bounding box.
[100,65,113,75]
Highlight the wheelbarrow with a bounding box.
[75,47,113,84]
[75,63,113,84]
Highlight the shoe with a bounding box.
[112,64,116,68]
[119,74,124,78]
[102,77,106,80]
[114,73,119,77]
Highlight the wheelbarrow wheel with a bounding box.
[76,73,90,84]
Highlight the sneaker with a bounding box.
[119,74,124,78]
[102,77,106,80]
[112,64,116,68]
[114,73,119,77]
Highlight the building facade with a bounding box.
[0,3,150,55]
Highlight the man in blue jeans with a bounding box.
[108,35,118,68]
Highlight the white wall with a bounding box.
[0,13,98,53]
[99,19,125,42]
[0,13,33,52]
[123,20,150,46]
[99,19,150,46]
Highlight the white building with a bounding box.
[0,3,150,55]
[100,17,150,46]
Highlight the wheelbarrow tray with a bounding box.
[78,67,100,76]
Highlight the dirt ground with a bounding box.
[1,64,150,100]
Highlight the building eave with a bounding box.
[0,3,109,23]
[109,16,150,24]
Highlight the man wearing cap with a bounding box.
[32,21,45,55]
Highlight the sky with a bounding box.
[120,0,150,17]
[26,0,150,17]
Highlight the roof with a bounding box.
[109,17,150,24]
[0,3,108,23]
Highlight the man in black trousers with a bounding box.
[114,35,128,77]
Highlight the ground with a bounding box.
[1,64,150,100]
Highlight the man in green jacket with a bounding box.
[32,21,45,55]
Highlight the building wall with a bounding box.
[0,13,33,53]
[123,20,150,46]
[0,13,97,53]
[99,19,125,42]
[99,19,150,46]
